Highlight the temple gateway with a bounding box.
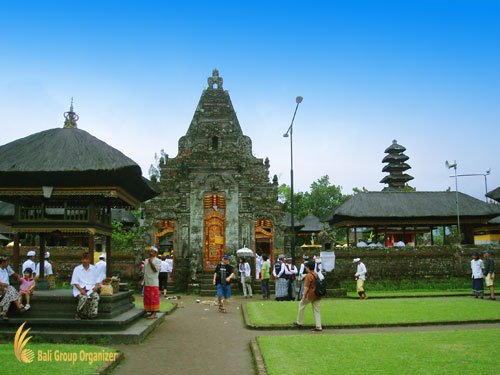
[144,70,283,278]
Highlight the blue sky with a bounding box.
[0,0,499,200]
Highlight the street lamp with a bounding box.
[445,160,461,243]
[452,169,491,202]
[283,96,303,265]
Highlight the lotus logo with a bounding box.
[14,322,34,363]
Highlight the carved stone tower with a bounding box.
[145,70,282,279]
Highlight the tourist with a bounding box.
[22,250,37,276]
[35,251,54,281]
[0,256,26,320]
[213,254,235,313]
[297,255,309,300]
[260,254,270,299]
[159,254,169,297]
[19,267,36,310]
[239,257,253,298]
[71,252,101,320]
[143,246,162,319]
[483,250,495,300]
[4,256,19,283]
[353,258,368,299]
[470,252,484,298]
[284,257,298,301]
[273,254,287,301]
[294,261,322,332]
[95,253,107,283]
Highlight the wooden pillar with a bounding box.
[88,232,95,264]
[430,226,434,245]
[13,232,20,274]
[39,233,45,279]
[106,235,111,277]
[354,227,358,244]
[414,226,418,246]
[443,226,447,244]
[384,227,388,246]
[346,227,350,246]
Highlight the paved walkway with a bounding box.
[112,296,500,375]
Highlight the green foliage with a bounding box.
[258,330,500,375]
[111,221,135,251]
[279,175,349,220]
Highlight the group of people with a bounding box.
[0,250,58,320]
[471,250,495,300]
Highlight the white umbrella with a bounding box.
[236,247,254,257]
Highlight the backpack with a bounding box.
[274,262,282,276]
[314,275,327,297]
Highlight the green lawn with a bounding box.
[247,297,500,327]
[346,289,470,298]
[0,344,118,375]
[258,329,500,375]
[133,294,176,313]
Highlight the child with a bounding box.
[19,268,36,310]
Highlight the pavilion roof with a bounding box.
[0,121,158,204]
[486,187,500,203]
[297,214,323,232]
[326,191,500,225]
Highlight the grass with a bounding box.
[0,343,118,375]
[340,277,470,292]
[132,294,176,313]
[346,289,470,298]
[246,297,500,327]
[258,329,500,375]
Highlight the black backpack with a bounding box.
[314,275,327,297]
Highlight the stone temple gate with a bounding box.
[144,70,283,276]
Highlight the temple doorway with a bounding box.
[254,219,273,260]
[203,194,226,270]
[155,220,175,254]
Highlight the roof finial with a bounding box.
[207,69,223,90]
[63,98,79,129]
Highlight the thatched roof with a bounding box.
[298,214,323,232]
[327,191,500,225]
[282,212,304,229]
[486,187,500,203]
[111,209,139,225]
[0,127,157,203]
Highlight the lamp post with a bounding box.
[283,96,303,266]
[452,169,491,202]
[445,160,461,243]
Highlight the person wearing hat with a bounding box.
[273,254,288,301]
[95,254,107,284]
[35,251,53,281]
[22,250,37,276]
[483,250,495,300]
[213,254,235,313]
[353,258,368,300]
[143,246,162,319]
[470,252,484,299]
[284,257,298,301]
[297,255,309,301]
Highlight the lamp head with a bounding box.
[486,168,491,175]
[296,96,303,104]
[283,132,289,138]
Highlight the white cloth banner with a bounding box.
[320,251,336,272]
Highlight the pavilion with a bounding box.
[0,103,157,285]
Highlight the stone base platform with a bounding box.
[0,289,165,344]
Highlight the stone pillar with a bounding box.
[89,232,95,264]
[13,232,20,273]
[36,233,50,290]
[106,235,111,277]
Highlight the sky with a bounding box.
[0,0,499,201]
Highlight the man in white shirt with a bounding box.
[471,252,484,299]
[95,254,107,284]
[159,255,170,297]
[255,253,263,280]
[353,257,368,300]
[273,254,287,301]
[22,250,37,276]
[284,257,298,301]
[71,252,101,320]
[36,252,54,278]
